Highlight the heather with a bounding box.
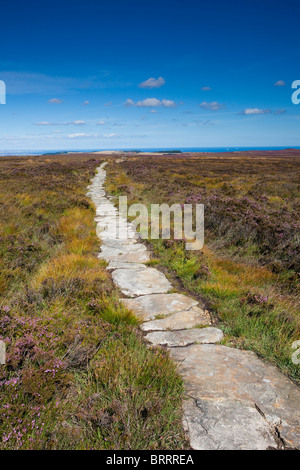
[106,152,300,381]
[0,154,186,450]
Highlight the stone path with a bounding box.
[87,162,300,450]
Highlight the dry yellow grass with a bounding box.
[203,246,275,289]
[58,207,97,254]
[0,154,187,450]
[105,154,300,381]
[32,253,108,289]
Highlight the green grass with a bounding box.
[105,155,300,383]
[0,154,186,450]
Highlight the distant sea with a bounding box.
[1,146,300,157]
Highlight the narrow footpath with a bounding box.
[87,162,300,450]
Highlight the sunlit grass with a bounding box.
[105,154,300,382]
[32,253,109,289]
[0,155,186,450]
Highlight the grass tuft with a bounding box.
[106,153,300,382]
[0,154,186,450]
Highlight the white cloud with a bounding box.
[103,133,121,138]
[137,98,161,107]
[240,108,271,115]
[83,100,90,105]
[161,99,176,108]
[139,77,166,88]
[200,101,224,111]
[125,98,176,108]
[68,133,98,139]
[240,108,286,115]
[68,133,88,138]
[35,120,86,126]
[97,120,106,125]
[48,98,63,104]
[274,109,286,115]
[274,80,286,87]
[125,99,135,107]
[104,101,112,106]
[201,86,211,91]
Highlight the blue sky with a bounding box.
[0,0,299,151]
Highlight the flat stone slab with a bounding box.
[110,251,150,263]
[100,230,137,241]
[107,261,147,271]
[112,267,172,297]
[89,162,300,451]
[96,210,118,218]
[145,327,223,347]
[98,243,148,262]
[121,293,199,321]
[141,306,211,331]
[182,398,277,450]
[97,226,137,241]
[101,238,137,247]
[170,344,300,449]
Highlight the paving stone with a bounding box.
[99,230,137,241]
[88,161,300,451]
[95,216,119,224]
[182,397,277,450]
[98,243,148,262]
[97,221,137,239]
[140,306,211,331]
[121,293,199,321]
[111,251,150,263]
[170,344,300,449]
[145,327,223,347]
[99,250,150,264]
[112,267,172,297]
[101,238,137,248]
[107,261,147,271]
[96,205,117,214]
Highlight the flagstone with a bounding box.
[170,344,300,449]
[121,293,199,321]
[112,267,172,297]
[87,161,300,451]
[145,327,224,347]
[140,306,211,331]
